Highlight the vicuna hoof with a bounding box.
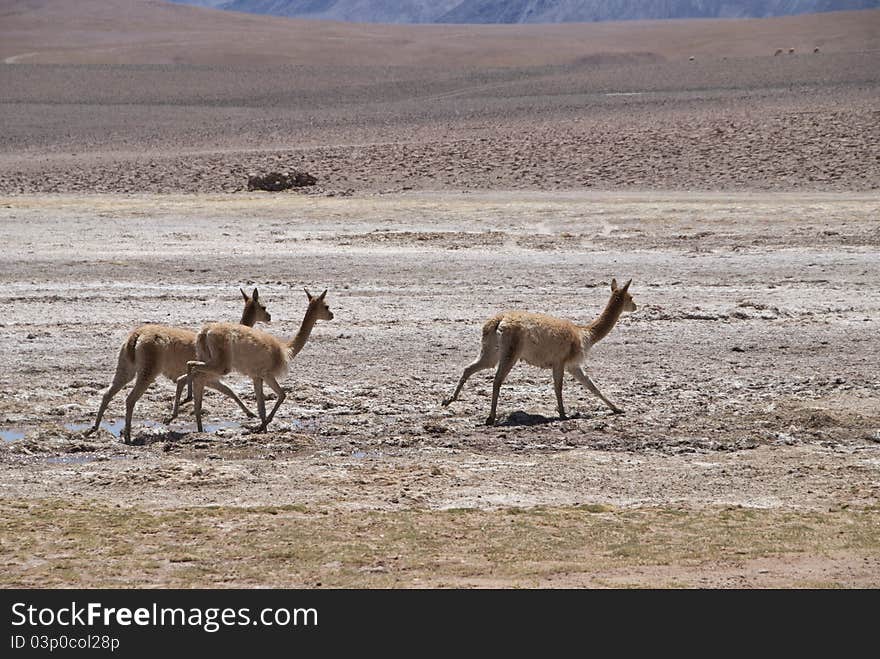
[485,416,496,426]
[611,407,624,415]
[441,398,453,407]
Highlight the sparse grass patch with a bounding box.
[1,498,878,588]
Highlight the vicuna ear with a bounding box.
[318,289,327,300]
[252,287,259,302]
[304,287,313,301]
[610,278,618,291]
[621,279,632,293]
[240,287,249,301]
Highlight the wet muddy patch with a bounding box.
[1,428,26,442]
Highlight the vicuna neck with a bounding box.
[286,305,319,359]
[240,305,256,327]
[585,292,625,345]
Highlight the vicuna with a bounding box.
[442,278,636,425]
[85,288,271,443]
[182,288,333,433]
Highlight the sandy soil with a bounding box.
[0,192,878,586]
[2,5,879,195]
[2,52,879,194]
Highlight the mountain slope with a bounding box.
[215,0,460,23]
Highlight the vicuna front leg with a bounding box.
[568,365,623,414]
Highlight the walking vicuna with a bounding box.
[183,288,333,433]
[85,288,271,443]
[442,278,636,425]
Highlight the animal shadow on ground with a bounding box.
[127,430,189,446]
[497,410,584,427]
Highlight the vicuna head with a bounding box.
[241,287,272,324]
[304,288,334,321]
[610,278,637,313]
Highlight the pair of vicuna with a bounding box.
[87,279,636,443]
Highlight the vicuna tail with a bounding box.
[115,330,141,375]
[482,316,502,338]
[195,331,212,363]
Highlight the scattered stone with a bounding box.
[247,171,317,191]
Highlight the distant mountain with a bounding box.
[168,0,228,6]
[182,0,880,23]
[187,1,461,23]
[439,0,880,23]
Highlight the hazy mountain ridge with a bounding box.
[181,0,880,23]
[439,1,879,24]
[208,0,460,23]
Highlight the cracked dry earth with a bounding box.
[1,191,878,587]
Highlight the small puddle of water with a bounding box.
[45,455,98,465]
[64,419,162,437]
[173,420,244,433]
[66,419,245,437]
[1,428,26,442]
[352,450,383,460]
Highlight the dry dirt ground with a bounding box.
[0,191,878,587]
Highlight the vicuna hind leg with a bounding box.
[443,336,499,406]
[568,365,623,414]
[191,376,207,433]
[259,375,286,431]
[186,361,225,432]
[165,374,190,424]
[123,369,158,444]
[165,376,255,424]
[487,342,519,426]
[206,381,256,418]
[252,377,266,430]
[85,363,135,436]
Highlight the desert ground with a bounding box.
[0,2,878,587]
